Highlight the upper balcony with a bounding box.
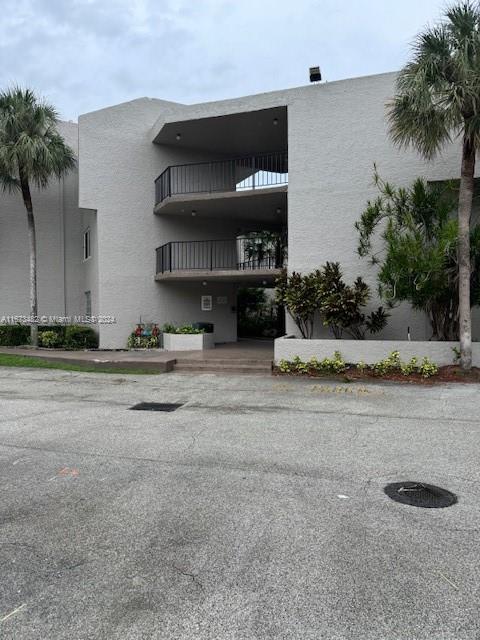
[155,236,286,284]
[154,151,288,218]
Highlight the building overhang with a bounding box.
[154,186,287,223]
[152,106,287,155]
[155,268,281,285]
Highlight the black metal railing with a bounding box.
[156,238,286,274]
[154,151,288,205]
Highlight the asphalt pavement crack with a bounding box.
[171,564,204,590]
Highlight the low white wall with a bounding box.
[163,333,214,351]
[274,336,480,367]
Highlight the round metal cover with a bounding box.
[384,481,457,509]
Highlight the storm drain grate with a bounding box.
[384,481,457,509]
[129,402,183,412]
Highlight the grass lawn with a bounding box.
[0,353,157,375]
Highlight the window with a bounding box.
[85,291,92,317]
[83,228,91,260]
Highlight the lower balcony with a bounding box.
[155,238,286,284]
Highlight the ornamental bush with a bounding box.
[127,334,159,349]
[161,323,204,335]
[368,351,438,378]
[38,330,62,348]
[278,351,438,378]
[0,325,30,346]
[275,264,389,340]
[278,352,347,375]
[64,325,98,350]
[356,171,480,341]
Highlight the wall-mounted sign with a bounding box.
[216,296,227,305]
[201,295,212,311]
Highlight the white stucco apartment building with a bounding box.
[1,71,478,349]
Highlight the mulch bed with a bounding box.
[273,365,480,385]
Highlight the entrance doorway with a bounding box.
[236,286,285,339]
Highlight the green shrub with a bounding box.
[356,360,367,373]
[127,334,159,349]
[161,323,204,335]
[418,357,439,378]
[38,325,66,337]
[278,351,346,375]
[400,356,418,376]
[278,351,439,379]
[278,358,293,373]
[64,325,98,350]
[176,324,204,334]
[319,351,347,373]
[370,351,438,378]
[39,330,62,348]
[371,350,402,375]
[0,325,30,346]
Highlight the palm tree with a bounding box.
[0,88,76,347]
[388,2,480,370]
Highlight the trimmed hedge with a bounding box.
[0,325,30,346]
[64,325,98,349]
[0,324,98,350]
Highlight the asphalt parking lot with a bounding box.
[0,367,479,639]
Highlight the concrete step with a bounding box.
[175,357,271,366]
[173,361,272,374]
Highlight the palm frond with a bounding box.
[388,2,480,157]
[0,86,76,192]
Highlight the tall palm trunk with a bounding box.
[20,176,38,348]
[458,136,475,370]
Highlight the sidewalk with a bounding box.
[0,340,274,373]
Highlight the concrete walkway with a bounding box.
[0,339,274,373]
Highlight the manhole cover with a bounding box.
[129,402,183,412]
[384,481,457,508]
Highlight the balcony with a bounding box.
[155,237,286,284]
[154,151,288,214]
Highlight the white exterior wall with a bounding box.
[0,122,97,324]
[78,98,241,348]
[286,72,479,341]
[148,74,480,346]
[275,336,480,367]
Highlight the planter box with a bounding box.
[274,336,480,367]
[163,332,214,351]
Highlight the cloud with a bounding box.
[0,0,447,120]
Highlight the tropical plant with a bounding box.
[38,330,61,348]
[276,264,389,339]
[127,334,159,349]
[64,325,98,349]
[0,88,76,346]
[161,323,204,334]
[275,269,323,338]
[356,172,480,340]
[277,351,347,375]
[277,351,438,378]
[318,262,389,339]
[387,1,480,369]
[176,324,204,334]
[240,231,286,267]
[369,351,439,378]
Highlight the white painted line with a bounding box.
[437,571,459,590]
[1,603,26,623]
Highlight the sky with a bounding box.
[0,0,449,121]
